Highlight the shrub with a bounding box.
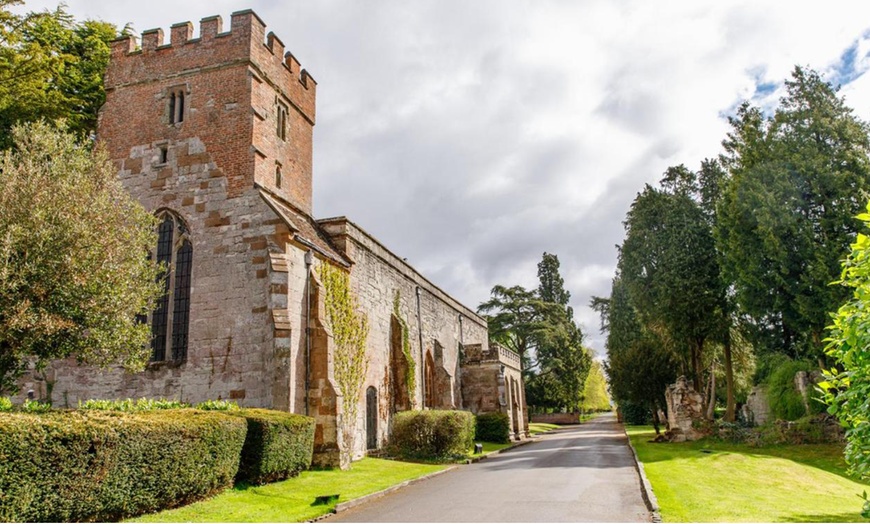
[620,402,651,425]
[196,399,240,411]
[20,399,51,413]
[0,409,246,522]
[78,397,189,411]
[0,397,12,412]
[228,409,315,485]
[475,412,510,443]
[389,410,475,460]
[766,359,817,421]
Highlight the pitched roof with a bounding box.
[257,186,351,267]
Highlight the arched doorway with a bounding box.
[424,352,436,408]
[366,386,378,450]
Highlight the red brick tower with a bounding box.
[100,10,317,214]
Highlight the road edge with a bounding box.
[623,426,662,523]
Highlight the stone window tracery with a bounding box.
[149,210,192,363]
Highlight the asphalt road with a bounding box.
[328,412,652,522]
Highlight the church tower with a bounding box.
[100,10,317,214]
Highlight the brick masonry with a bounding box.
[14,10,527,466]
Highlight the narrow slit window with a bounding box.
[168,87,186,124]
[159,146,168,164]
[277,101,287,141]
[275,166,282,188]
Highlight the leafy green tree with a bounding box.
[0,1,117,146]
[537,252,572,319]
[0,122,162,392]
[477,284,547,372]
[580,360,610,412]
[618,181,723,393]
[594,277,677,433]
[822,203,870,489]
[717,66,870,360]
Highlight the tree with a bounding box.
[477,284,546,372]
[717,66,870,361]
[537,252,572,318]
[821,202,870,487]
[0,122,162,392]
[0,1,117,147]
[618,181,723,394]
[594,277,678,433]
[580,360,610,412]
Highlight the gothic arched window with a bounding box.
[150,211,192,362]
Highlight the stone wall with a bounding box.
[530,413,581,425]
[318,218,495,459]
[460,343,527,440]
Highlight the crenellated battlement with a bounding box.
[107,10,316,122]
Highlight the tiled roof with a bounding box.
[258,186,351,267]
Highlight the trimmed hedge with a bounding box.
[0,409,246,522]
[475,412,510,443]
[389,409,475,460]
[229,409,315,485]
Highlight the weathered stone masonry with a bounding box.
[14,10,527,466]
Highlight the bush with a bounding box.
[766,359,817,421]
[389,410,475,460]
[620,402,651,425]
[196,399,240,411]
[78,397,189,411]
[475,412,510,443]
[228,409,315,485]
[0,397,12,412]
[0,409,246,522]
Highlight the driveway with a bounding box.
[328,412,651,522]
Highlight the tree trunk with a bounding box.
[724,330,736,422]
[706,360,716,420]
[652,406,661,435]
[692,339,704,393]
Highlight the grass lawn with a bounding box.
[627,425,870,522]
[529,422,561,435]
[129,458,446,523]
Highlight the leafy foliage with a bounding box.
[0,122,162,392]
[474,412,510,444]
[580,360,611,412]
[0,1,117,146]
[79,397,188,411]
[765,358,819,421]
[0,409,246,522]
[319,263,369,460]
[228,408,315,485]
[389,410,475,461]
[392,290,416,401]
[718,67,870,359]
[822,203,870,481]
[0,396,10,411]
[196,399,240,411]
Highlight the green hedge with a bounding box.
[389,409,475,460]
[475,412,510,443]
[229,409,315,485]
[0,409,246,522]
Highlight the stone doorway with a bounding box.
[366,386,378,450]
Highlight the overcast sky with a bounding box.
[23,1,870,357]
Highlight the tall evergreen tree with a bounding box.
[717,66,870,359]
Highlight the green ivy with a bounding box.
[393,290,416,401]
[319,263,369,459]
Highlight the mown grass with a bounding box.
[529,422,560,435]
[627,426,870,522]
[129,458,446,523]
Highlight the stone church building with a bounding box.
[15,10,527,466]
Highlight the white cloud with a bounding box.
[23,0,870,357]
